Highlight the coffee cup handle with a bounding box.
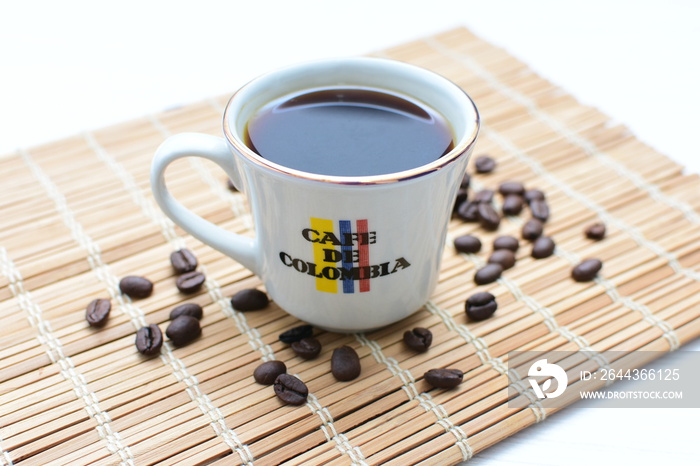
[150,132,260,276]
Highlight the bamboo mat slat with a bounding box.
[2,27,700,465]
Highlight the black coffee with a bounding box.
[245,87,454,176]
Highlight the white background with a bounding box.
[1,1,699,464]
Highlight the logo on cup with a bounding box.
[278,217,411,294]
[307,217,373,294]
[528,359,568,399]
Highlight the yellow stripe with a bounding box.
[310,217,337,293]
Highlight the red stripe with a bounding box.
[357,219,370,292]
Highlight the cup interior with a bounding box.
[223,57,479,183]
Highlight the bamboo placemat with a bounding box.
[1,27,699,465]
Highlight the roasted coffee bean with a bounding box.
[291,338,322,360]
[477,202,501,231]
[135,324,163,356]
[403,327,433,352]
[119,276,153,299]
[176,271,206,294]
[166,315,201,346]
[474,263,503,285]
[524,189,546,204]
[453,189,468,213]
[473,189,494,204]
[86,298,111,327]
[169,303,203,321]
[529,199,550,222]
[170,248,198,274]
[572,259,603,282]
[585,222,606,240]
[488,249,516,270]
[456,201,480,222]
[465,291,498,321]
[231,288,269,311]
[274,373,308,405]
[226,178,238,192]
[531,236,556,259]
[460,173,471,189]
[454,234,482,254]
[474,155,496,173]
[424,368,463,389]
[498,181,525,197]
[253,360,287,385]
[521,218,544,241]
[331,346,361,381]
[279,324,314,344]
[501,194,524,216]
[493,235,519,252]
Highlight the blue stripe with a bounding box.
[339,220,354,294]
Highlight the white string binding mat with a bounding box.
[0,247,135,466]
[18,147,255,465]
[481,126,700,283]
[302,386,368,465]
[419,35,700,284]
[85,130,273,361]
[147,113,367,463]
[424,36,700,225]
[0,446,11,466]
[472,176,680,354]
[472,132,686,352]
[89,130,281,463]
[424,300,547,424]
[3,28,699,464]
[447,235,613,383]
[84,130,265,462]
[354,333,474,462]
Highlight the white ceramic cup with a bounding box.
[151,57,479,332]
